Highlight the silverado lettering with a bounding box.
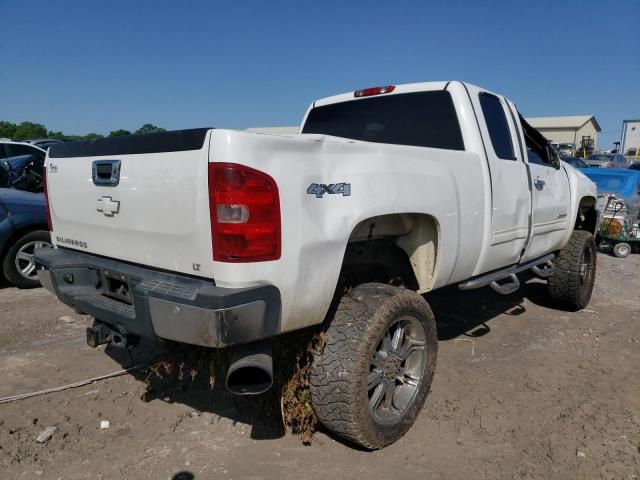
[55,236,88,249]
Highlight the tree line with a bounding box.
[0,121,166,142]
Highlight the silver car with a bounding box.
[558,143,575,156]
[585,153,628,168]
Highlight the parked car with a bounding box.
[561,156,588,169]
[585,153,628,168]
[0,141,50,287]
[628,162,640,171]
[583,168,640,258]
[36,81,597,449]
[0,186,51,288]
[1,140,46,161]
[557,143,575,156]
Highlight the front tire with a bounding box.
[547,230,596,311]
[2,230,52,288]
[310,283,437,449]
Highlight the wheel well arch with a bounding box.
[0,223,49,261]
[340,213,439,293]
[573,196,598,235]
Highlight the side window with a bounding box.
[526,147,546,165]
[479,93,516,160]
[519,114,554,166]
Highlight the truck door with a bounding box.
[469,90,532,273]
[516,116,572,261]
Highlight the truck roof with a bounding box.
[312,81,469,107]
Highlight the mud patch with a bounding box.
[279,331,325,444]
[139,330,326,445]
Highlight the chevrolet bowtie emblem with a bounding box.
[97,196,120,217]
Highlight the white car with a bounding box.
[0,140,46,161]
[36,81,597,449]
[585,153,629,168]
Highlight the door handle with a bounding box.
[534,177,545,190]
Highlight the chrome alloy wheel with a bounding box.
[367,315,427,425]
[14,240,52,280]
[579,245,595,298]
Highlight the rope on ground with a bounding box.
[0,365,142,405]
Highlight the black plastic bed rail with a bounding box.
[49,127,212,158]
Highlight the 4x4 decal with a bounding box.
[307,183,351,198]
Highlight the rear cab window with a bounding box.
[478,93,516,160]
[302,90,465,151]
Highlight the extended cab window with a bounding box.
[479,93,515,160]
[302,90,464,150]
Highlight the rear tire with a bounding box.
[547,230,596,311]
[2,230,51,288]
[612,242,631,258]
[310,283,437,449]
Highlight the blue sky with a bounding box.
[1,0,638,147]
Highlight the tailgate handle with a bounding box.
[92,160,121,186]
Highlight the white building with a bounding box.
[525,115,601,149]
[620,119,640,155]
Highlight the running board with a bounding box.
[458,253,555,295]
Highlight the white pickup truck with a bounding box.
[36,81,598,449]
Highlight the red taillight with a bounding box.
[43,166,53,231]
[208,163,281,262]
[354,85,395,98]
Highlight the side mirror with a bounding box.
[547,146,561,169]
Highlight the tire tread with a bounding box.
[310,283,437,449]
[547,230,596,311]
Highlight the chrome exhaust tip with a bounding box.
[225,343,273,395]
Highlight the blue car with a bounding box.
[561,156,588,169]
[0,167,51,287]
[583,168,640,257]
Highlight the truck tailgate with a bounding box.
[46,128,215,278]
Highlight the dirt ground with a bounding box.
[0,253,639,480]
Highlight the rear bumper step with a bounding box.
[34,248,281,348]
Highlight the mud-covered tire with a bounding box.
[310,283,437,449]
[2,230,51,288]
[547,230,596,311]
[612,242,631,258]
